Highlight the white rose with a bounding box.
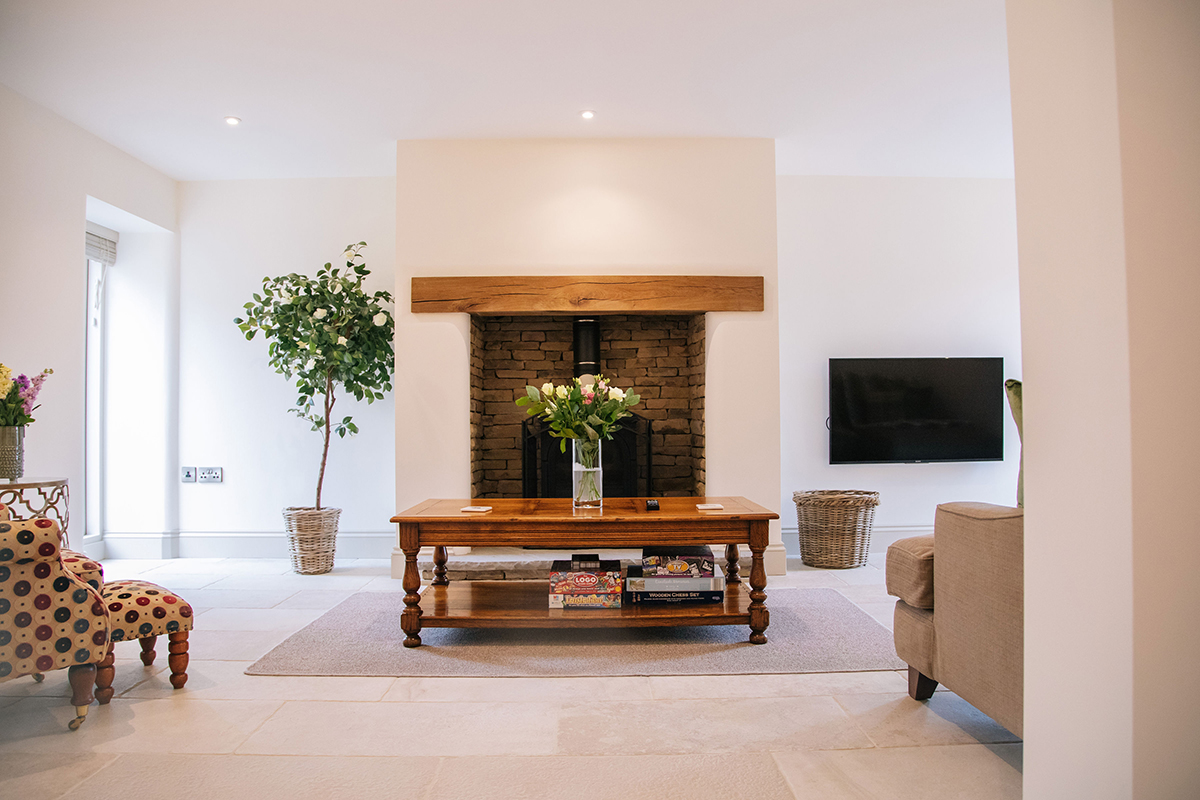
[541,382,554,397]
[373,311,388,326]
[313,308,328,319]
[337,336,347,345]
[555,385,569,399]
[608,387,625,401]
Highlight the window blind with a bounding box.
[85,231,118,266]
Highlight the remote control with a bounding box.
[646,499,660,511]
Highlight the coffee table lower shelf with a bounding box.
[418,580,751,629]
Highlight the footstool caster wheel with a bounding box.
[68,707,89,731]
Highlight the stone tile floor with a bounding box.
[0,554,1021,800]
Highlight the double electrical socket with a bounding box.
[181,467,223,483]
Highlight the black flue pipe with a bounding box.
[573,318,600,378]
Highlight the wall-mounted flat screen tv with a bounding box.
[829,357,1004,464]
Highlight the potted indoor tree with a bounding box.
[235,242,394,574]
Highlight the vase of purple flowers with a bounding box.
[0,364,53,480]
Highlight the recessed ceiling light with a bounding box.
[224,116,241,126]
[581,110,595,120]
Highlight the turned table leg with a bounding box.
[67,663,96,731]
[400,522,423,648]
[432,545,449,586]
[95,643,116,704]
[168,631,189,689]
[139,635,158,666]
[724,544,741,584]
[747,521,770,644]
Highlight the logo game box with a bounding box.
[549,554,622,609]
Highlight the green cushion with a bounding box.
[1005,379,1023,507]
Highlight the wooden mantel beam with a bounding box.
[411,275,764,315]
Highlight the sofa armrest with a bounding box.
[0,517,64,563]
[933,501,1024,737]
[887,535,935,609]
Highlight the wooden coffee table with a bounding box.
[391,496,778,648]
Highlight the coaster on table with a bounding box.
[696,503,724,511]
[461,506,493,512]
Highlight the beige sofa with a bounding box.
[886,501,1024,738]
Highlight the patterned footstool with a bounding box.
[95,579,193,703]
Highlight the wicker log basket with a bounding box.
[283,506,342,575]
[792,490,880,569]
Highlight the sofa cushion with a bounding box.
[886,535,935,609]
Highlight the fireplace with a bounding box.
[469,314,706,498]
[521,412,653,498]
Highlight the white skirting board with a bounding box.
[783,524,935,557]
[99,531,395,560]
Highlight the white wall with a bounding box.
[1116,2,1200,794]
[777,176,1022,551]
[393,138,784,573]
[0,82,177,537]
[174,178,397,557]
[1007,1,1136,796]
[102,229,180,556]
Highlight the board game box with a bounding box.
[549,554,623,609]
[625,564,725,592]
[640,545,716,578]
[625,589,725,604]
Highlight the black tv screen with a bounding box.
[829,358,1004,464]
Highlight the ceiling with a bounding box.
[0,0,1014,182]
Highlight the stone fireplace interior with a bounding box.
[469,314,706,498]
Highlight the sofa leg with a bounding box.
[67,663,96,731]
[908,665,938,701]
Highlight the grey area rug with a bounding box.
[246,588,904,678]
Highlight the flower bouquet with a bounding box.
[0,363,53,479]
[516,376,640,508]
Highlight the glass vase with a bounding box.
[572,439,602,509]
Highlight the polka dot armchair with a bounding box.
[0,502,111,730]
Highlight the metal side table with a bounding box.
[0,477,70,544]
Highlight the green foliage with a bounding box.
[234,242,394,506]
[516,376,641,453]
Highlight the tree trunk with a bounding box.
[316,371,336,509]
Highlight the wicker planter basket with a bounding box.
[792,490,880,569]
[282,506,342,575]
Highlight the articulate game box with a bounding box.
[640,545,716,578]
[625,564,725,592]
[549,554,623,609]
